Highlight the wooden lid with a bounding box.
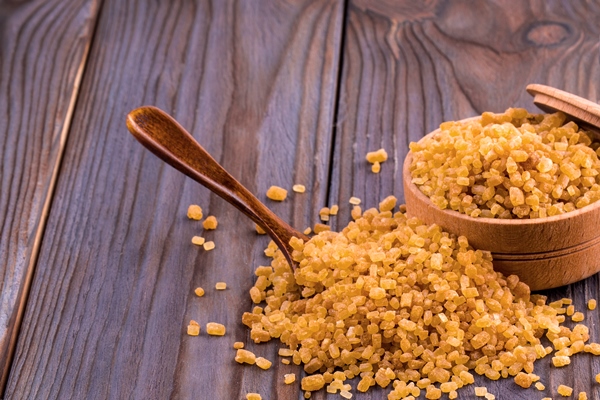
[527,84,600,132]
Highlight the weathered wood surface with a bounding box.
[4,0,600,399]
[4,0,344,398]
[327,1,600,399]
[0,0,99,391]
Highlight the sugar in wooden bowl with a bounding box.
[403,110,600,291]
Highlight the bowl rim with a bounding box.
[403,124,600,226]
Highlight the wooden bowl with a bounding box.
[403,128,600,291]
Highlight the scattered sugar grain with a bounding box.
[340,390,352,399]
[303,227,312,235]
[378,195,396,212]
[558,384,573,396]
[187,204,203,220]
[313,223,330,233]
[588,299,597,310]
[246,393,261,400]
[514,372,533,388]
[284,373,296,384]
[293,184,306,193]
[535,382,546,390]
[426,385,441,399]
[475,387,488,397]
[572,312,585,322]
[206,322,226,336]
[203,216,218,230]
[235,349,256,364]
[278,348,294,357]
[249,286,262,303]
[281,358,290,365]
[187,320,200,336]
[255,224,266,234]
[371,162,381,173]
[585,343,600,355]
[329,205,339,215]
[319,207,330,221]
[215,282,227,290]
[255,357,272,370]
[349,196,361,205]
[579,392,588,400]
[350,205,361,219]
[266,186,287,201]
[553,355,571,367]
[192,236,205,246]
[203,241,215,251]
[366,148,388,163]
[194,287,205,297]
[233,342,244,349]
[301,374,325,391]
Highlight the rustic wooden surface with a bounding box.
[4,0,343,399]
[327,1,600,399]
[2,0,600,399]
[0,0,99,391]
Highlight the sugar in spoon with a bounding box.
[126,106,309,267]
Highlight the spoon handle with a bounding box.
[126,106,306,262]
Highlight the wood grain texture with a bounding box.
[326,0,600,399]
[0,0,99,391]
[5,0,344,399]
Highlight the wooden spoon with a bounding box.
[126,106,308,267]
[526,84,600,132]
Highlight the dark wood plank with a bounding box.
[326,0,600,399]
[0,0,99,391]
[5,0,344,399]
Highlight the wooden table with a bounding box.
[1,1,599,399]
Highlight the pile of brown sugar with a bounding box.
[242,197,597,399]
